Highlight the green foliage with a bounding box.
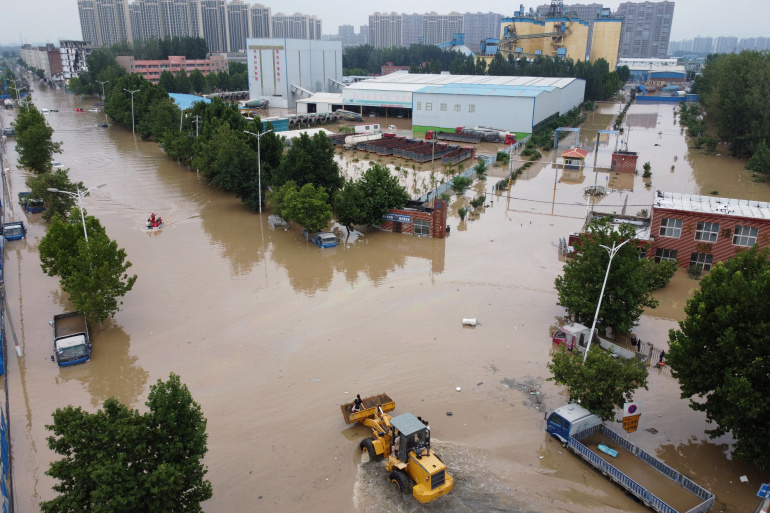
[642,161,652,178]
[439,192,451,201]
[334,179,366,233]
[668,246,770,472]
[284,183,333,233]
[470,195,485,210]
[695,51,770,157]
[554,217,658,334]
[547,346,649,421]
[189,69,207,93]
[495,151,510,164]
[13,104,62,174]
[355,163,410,226]
[640,258,679,290]
[746,140,770,174]
[39,210,137,324]
[458,207,468,221]
[111,36,209,60]
[25,170,84,222]
[265,181,296,220]
[274,132,342,196]
[105,74,170,133]
[474,160,488,179]
[41,373,212,513]
[450,176,473,195]
[687,263,703,279]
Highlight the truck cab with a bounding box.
[387,413,453,503]
[302,230,338,248]
[546,403,602,444]
[2,221,27,241]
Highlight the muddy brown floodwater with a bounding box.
[1,89,768,513]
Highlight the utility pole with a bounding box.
[97,80,108,100]
[194,115,200,137]
[243,129,273,214]
[123,88,139,134]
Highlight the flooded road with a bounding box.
[2,87,769,513]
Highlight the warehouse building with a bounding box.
[246,38,343,109]
[342,73,585,134]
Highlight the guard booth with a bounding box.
[381,200,448,239]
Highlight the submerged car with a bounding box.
[51,161,63,169]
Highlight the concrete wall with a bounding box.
[558,79,587,115]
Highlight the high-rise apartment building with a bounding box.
[249,4,271,38]
[226,0,249,52]
[161,0,192,38]
[422,12,463,46]
[78,0,99,46]
[78,0,133,46]
[463,12,502,53]
[756,37,769,51]
[129,3,143,41]
[197,0,228,52]
[714,36,737,54]
[369,12,402,49]
[692,36,713,54]
[738,38,755,51]
[272,12,321,40]
[401,14,423,47]
[616,1,674,59]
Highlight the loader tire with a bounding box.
[360,438,381,462]
[389,469,411,494]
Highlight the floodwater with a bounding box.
[2,86,769,513]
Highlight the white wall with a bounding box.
[246,38,342,109]
[412,93,536,133]
[558,79,586,115]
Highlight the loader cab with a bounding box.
[390,413,429,462]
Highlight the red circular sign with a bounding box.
[628,405,637,414]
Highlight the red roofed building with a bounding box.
[561,148,589,169]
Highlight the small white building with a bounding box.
[295,92,344,115]
[246,38,343,109]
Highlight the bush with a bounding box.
[642,162,652,178]
[687,264,703,280]
[458,207,468,221]
[439,192,451,201]
[470,195,485,210]
[496,151,510,164]
[450,176,473,195]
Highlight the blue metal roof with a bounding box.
[415,82,551,98]
[168,93,211,111]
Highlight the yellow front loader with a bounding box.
[340,393,453,503]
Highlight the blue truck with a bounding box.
[2,221,26,241]
[546,404,714,513]
[18,192,45,213]
[52,312,92,367]
[302,230,338,249]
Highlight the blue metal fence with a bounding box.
[570,424,714,513]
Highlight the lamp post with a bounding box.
[97,80,108,100]
[9,85,26,105]
[47,184,107,243]
[123,88,139,134]
[244,129,273,214]
[582,238,631,364]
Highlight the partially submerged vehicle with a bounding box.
[52,312,92,367]
[268,215,288,229]
[2,221,27,241]
[18,192,45,213]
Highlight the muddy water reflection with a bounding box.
[4,87,770,513]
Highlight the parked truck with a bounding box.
[341,393,453,503]
[52,311,92,367]
[344,133,382,148]
[426,126,515,144]
[302,230,338,248]
[546,403,714,513]
[552,322,645,361]
[335,109,364,122]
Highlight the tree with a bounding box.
[450,176,473,195]
[158,70,177,93]
[39,210,137,324]
[554,217,659,334]
[746,140,770,174]
[268,182,332,233]
[13,104,62,174]
[668,246,770,472]
[356,164,410,226]
[334,179,365,233]
[41,373,212,513]
[25,170,84,222]
[548,346,649,421]
[189,69,206,93]
[273,132,342,195]
[175,69,192,94]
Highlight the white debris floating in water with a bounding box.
[456,387,462,392]
[462,318,477,326]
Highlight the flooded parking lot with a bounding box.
[2,88,769,512]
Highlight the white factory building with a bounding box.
[341,74,586,134]
[246,38,343,109]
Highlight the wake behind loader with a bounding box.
[340,393,453,503]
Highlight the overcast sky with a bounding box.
[2,0,765,46]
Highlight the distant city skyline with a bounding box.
[2,0,767,47]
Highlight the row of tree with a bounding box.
[111,36,209,60]
[343,44,470,75]
[694,51,770,160]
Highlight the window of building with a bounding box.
[659,217,683,238]
[654,248,678,263]
[733,225,759,246]
[690,252,714,271]
[414,219,431,237]
[695,221,720,242]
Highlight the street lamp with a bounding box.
[243,129,273,214]
[47,184,107,243]
[123,88,139,134]
[582,238,631,364]
[97,80,109,100]
[9,85,26,105]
